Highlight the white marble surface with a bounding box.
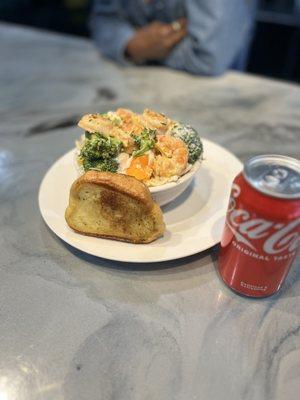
[0,23,300,400]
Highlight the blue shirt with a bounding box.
[90,0,257,75]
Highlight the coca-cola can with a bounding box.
[218,154,300,297]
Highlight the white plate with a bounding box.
[39,139,242,263]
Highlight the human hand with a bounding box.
[125,18,187,63]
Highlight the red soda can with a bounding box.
[218,154,300,297]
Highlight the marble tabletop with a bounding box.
[0,23,299,400]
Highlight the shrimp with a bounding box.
[153,135,188,178]
[116,108,144,136]
[141,109,171,134]
[78,113,135,153]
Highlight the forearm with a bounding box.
[89,2,135,64]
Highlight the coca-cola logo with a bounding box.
[227,184,300,255]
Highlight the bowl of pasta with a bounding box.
[75,108,204,206]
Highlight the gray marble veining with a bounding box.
[0,23,300,400]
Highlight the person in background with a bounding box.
[89,0,257,76]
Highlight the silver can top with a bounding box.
[243,155,300,199]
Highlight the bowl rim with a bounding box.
[149,160,202,193]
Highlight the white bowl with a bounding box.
[74,150,201,207]
[149,161,202,206]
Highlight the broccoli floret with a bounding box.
[79,132,122,173]
[171,124,203,164]
[132,129,156,157]
[81,132,122,159]
[83,157,119,173]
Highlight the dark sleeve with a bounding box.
[89,0,135,64]
[162,0,257,75]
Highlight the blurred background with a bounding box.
[0,0,299,83]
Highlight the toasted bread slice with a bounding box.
[65,171,165,243]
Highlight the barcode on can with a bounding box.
[240,281,267,291]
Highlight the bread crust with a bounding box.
[72,171,153,208]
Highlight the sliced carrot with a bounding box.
[126,155,154,180]
[130,155,149,168]
[126,167,149,181]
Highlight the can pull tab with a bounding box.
[264,168,288,187]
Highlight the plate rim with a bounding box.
[38,138,242,263]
